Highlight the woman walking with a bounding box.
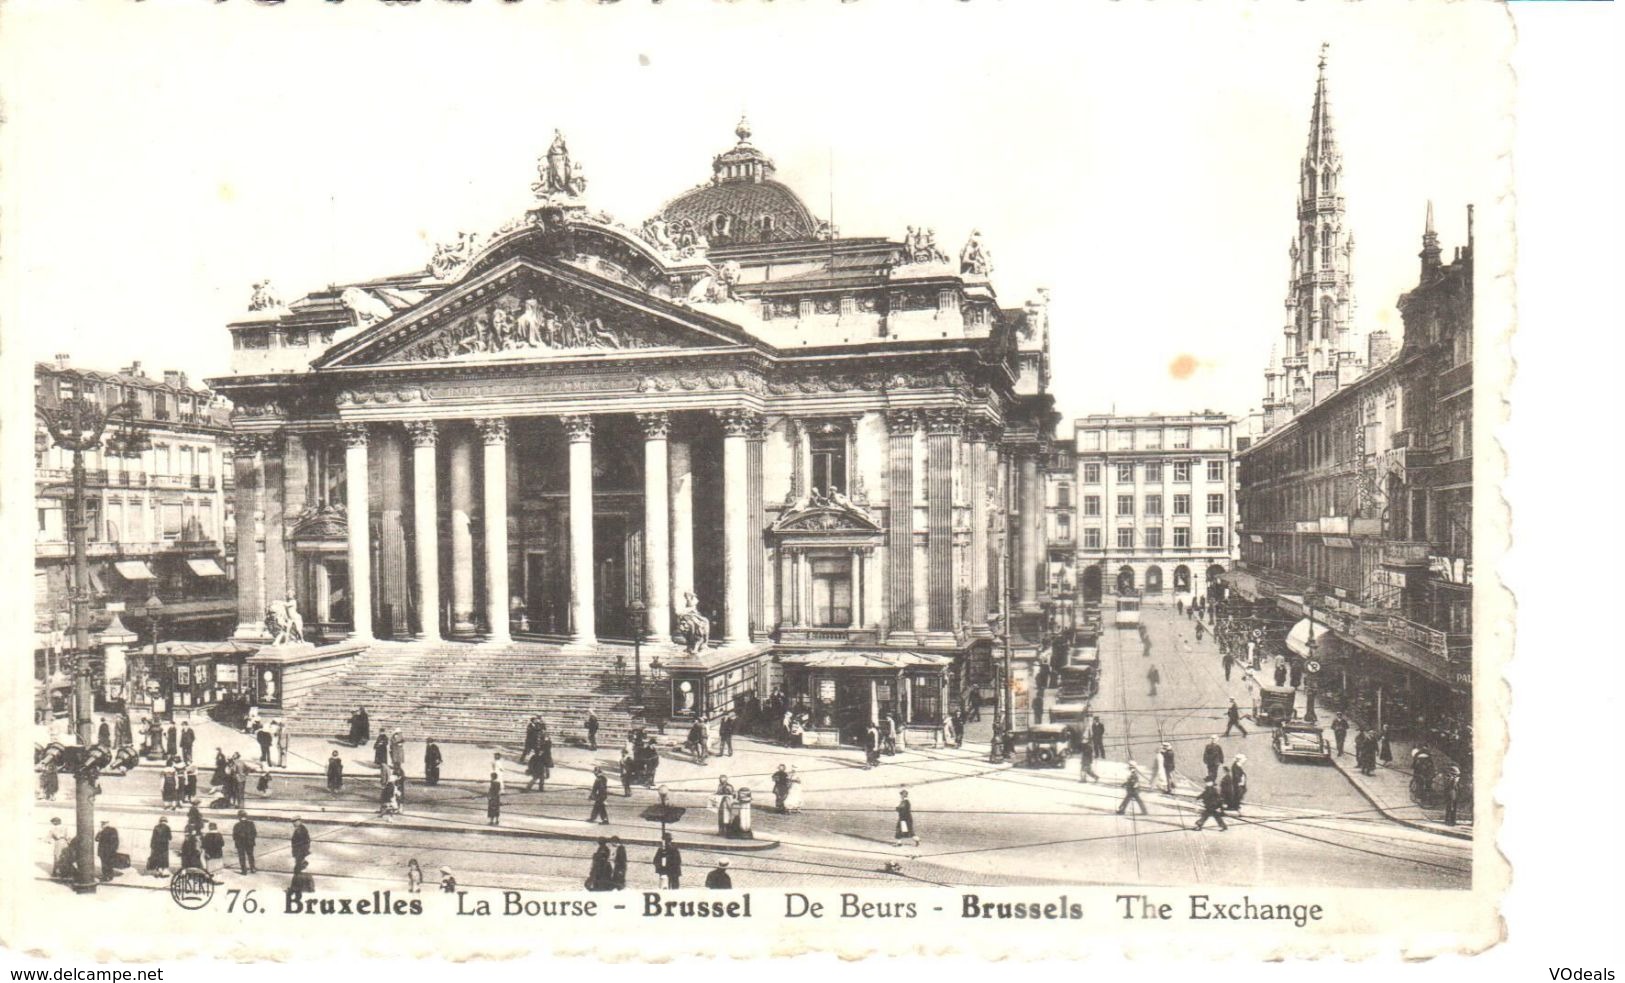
[486,773,503,826]
[406,858,423,893]
[894,789,921,848]
[784,766,804,813]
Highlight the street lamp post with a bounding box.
[146,595,165,719]
[36,386,148,894]
[627,599,647,711]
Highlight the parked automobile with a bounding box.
[1272,720,1332,763]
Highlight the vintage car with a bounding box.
[1254,684,1298,726]
[1009,724,1079,768]
[1272,720,1332,763]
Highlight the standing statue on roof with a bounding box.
[535,131,587,199]
[959,230,993,277]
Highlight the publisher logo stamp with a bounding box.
[170,868,215,911]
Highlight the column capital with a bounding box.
[338,422,371,448]
[232,431,270,455]
[561,414,595,443]
[635,411,672,440]
[964,418,997,443]
[883,407,920,433]
[714,408,760,437]
[924,407,965,436]
[406,420,439,447]
[475,417,510,445]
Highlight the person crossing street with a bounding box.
[1116,762,1148,815]
[1223,699,1248,737]
[1194,779,1229,831]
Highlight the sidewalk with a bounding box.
[1324,739,1472,840]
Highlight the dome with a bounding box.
[652,117,820,246]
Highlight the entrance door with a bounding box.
[525,552,557,633]
[835,678,872,745]
[593,515,634,638]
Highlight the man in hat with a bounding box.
[1193,779,1229,831]
[232,811,258,874]
[653,833,681,889]
[256,725,273,766]
[1116,762,1148,815]
[1158,742,1177,794]
[179,721,195,764]
[326,750,344,793]
[1090,715,1106,759]
[704,861,733,890]
[1331,713,1350,756]
[1203,736,1225,783]
[587,767,610,824]
[610,836,628,890]
[1230,755,1249,814]
[275,720,289,767]
[1078,734,1100,783]
[201,822,225,880]
[584,710,600,751]
[289,817,310,868]
[1441,764,1463,826]
[1223,700,1248,738]
[95,820,120,881]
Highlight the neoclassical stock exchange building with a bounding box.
[213,122,1056,745]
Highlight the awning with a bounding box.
[780,650,954,670]
[113,560,154,581]
[186,558,225,577]
[1285,617,1331,658]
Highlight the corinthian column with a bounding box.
[408,421,440,642]
[1019,446,1041,610]
[339,424,373,640]
[232,433,267,640]
[925,408,962,631]
[669,434,694,623]
[562,414,597,645]
[716,409,757,644]
[448,428,476,636]
[477,418,510,644]
[884,408,917,638]
[637,412,672,640]
[967,422,990,624]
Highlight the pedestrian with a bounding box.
[288,858,315,895]
[893,713,908,753]
[201,823,225,880]
[587,767,610,824]
[350,707,370,747]
[1078,736,1100,783]
[406,858,424,892]
[611,836,628,890]
[704,861,733,889]
[379,769,398,817]
[1203,736,1224,783]
[185,802,205,838]
[1116,762,1149,815]
[325,750,344,793]
[529,746,550,792]
[180,829,202,873]
[654,834,681,889]
[584,710,600,751]
[180,721,195,764]
[47,817,70,879]
[487,773,502,826]
[160,764,178,810]
[439,866,457,892]
[1177,598,1184,615]
[290,817,311,868]
[1230,755,1248,814]
[387,728,403,769]
[1222,652,1234,682]
[1378,726,1394,766]
[1224,699,1248,737]
[95,820,120,882]
[373,732,388,769]
[586,839,613,891]
[1220,766,1238,813]
[184,764,198,803]
[1091,716,1106,759]
[1273,660,1289,688]
[275,720,289,768]
[772,765,791,813]
[719,713,735,757]
[1193,779,1229,831]
[1331,714,1349,756]
[211,748,228,789]
[1195,620,1205,642]
[894,789,921,848]
[116,713,132,748]
[1158,742,1177,793]
[1146,664,1160,697]
[98,718,112,748]
[256,726,273,766]
[232,811,257,874]
[523,715,541,764]
[1441,764,1463,826]
[424,740,443,786]
[39,761,59,801]
[941,713,957,748]
[146,817,173,877]
[538,734,554,781]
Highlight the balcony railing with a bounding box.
[777,626,881,646]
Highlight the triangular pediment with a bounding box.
[314,257,764,368]
[772,496,882,535]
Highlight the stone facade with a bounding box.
[209,123,1055,723]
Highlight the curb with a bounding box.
[46,800,781,854]
[1327,752,1471,841]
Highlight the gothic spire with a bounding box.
[1307,42,1339,165]
[1420,199,1443,275]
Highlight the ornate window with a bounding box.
[809,428,848,495]
[810,556,852,627]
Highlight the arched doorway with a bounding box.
[1081,565,1103,602]
[1116,565,1136,594]
[1173,564,1191,593]
[1205,563,1226,602]
[1145,565,1164,594]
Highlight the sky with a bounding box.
[0,1,1511,428]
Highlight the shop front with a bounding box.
[780,650,952,748]
[662,653,764,724]
[126,641,257,722]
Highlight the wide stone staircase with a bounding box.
[281,639,664,748]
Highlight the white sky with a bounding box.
[1,1,1511,427]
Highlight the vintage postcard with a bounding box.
[0,0,1513,962]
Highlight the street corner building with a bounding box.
[209,121,1059,749]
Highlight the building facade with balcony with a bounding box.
[1071,412,1236,602]
[1233,206,1473,760]
[33,357,239,712]
[1044,442,1076,600]
[207,121,1057,738]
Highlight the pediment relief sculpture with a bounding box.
[392,290,688,363]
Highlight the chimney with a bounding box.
[125,360,143,378]
[163,370,187,389]
[1368,331,1393,366]
[1312,369,1338,406]
[54,353,70,370]
[1291,385,1312,415]
[1337,352,1364,388]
